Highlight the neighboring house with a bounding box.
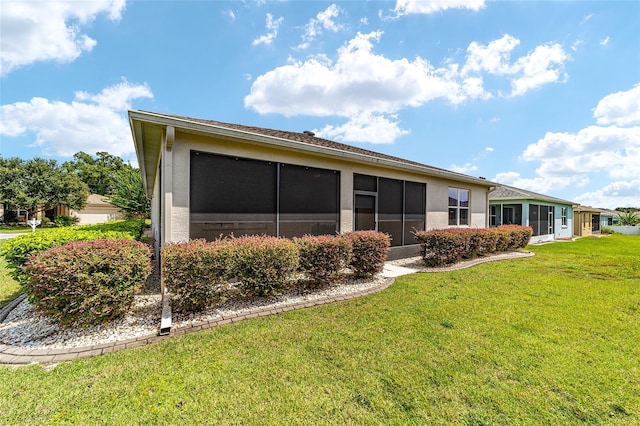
[488,185,574,244]
[45,194,123,225]
[129,110,496,260]
[573,205,603,237]
[598,208,619,228]
[70,194,124,225]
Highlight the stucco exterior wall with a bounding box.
[74,208,124,225]
[160,131,491,244]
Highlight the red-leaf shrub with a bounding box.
[415,230,467,267]
[415,225,532,267]
[343,231,390,278]
[23,239,152,328]
[162,239,233,313]
[230,235,299,296]
[499,225,533,249]
[294,235,351,285]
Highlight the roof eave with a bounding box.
[128,110,495,188]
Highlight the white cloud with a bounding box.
[593,83,640,126]
[450,162,478,174]
[0,0,125,76]
[463,34,521,75]
[574,180,640,209]
[0,80,153,159]
[509,43,569,96]
[299,4,343,48]
[224,10,236,21]
[394,0,485,16]
[521,125,640,180]
[581,13,594,25]
[246,31,568,143]
[493,171,585,195]
[463,35,569,96]
[496,84,640,208]
[252,13,284,46]
[600,36,610,46]
[315,113,409,144]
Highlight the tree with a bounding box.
[63,151,128,195]
[617,211,640,226]
[0,157,88,218]
[107,166,150,219]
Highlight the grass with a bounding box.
[1,235,639,424]
[0,240,21,308]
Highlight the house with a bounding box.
[488,185,574,244]
[597,208,619,228]
[128,110,496,261]
[42,194,123,225]
[70,194,124,225]
[573,205,603,237]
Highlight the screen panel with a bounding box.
[190,151,277,238]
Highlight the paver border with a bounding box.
[0,276,396,365]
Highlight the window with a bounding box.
[190,151,339,239]
[489,205,497,227]
[354,174,425,246]
[561,207,567,227]
[448,188,469,226]
[529,204,554,236]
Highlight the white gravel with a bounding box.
[1,274,386,351]
[0,295,162,350]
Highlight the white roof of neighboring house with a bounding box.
[86,194,111,206]
[489,184,575,206]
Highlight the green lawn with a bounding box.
[1,235,639,424]
[0,240,21,308]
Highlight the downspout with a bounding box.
[159,125,174,335]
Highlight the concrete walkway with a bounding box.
[0,250,533,366]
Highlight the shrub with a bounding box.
[499,225,533,249]
[79,219,146,239]
[23,239,152,328]
[601,227,615,234]
[0,228,133,285]
[230,235,299,297]
[295,235,351,285]
[343,231,390,278]
[415,225,532,267]
[52,215,79,227]
[414,230,467,267]
[162,239,233,313]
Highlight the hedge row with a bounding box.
[162,231,391,314]
[24,239,152,328]
[0,219,145,286]
[414,225,533,267]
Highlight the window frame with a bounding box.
[448,187,470,226]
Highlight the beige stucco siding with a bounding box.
[161,131,490,243]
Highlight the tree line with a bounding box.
[0,152,149,223]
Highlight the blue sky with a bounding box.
[1,0,639,209]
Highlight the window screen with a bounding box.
[190,151,339,239]
[378,178,403,247]
[190,152,277,238]
[279,164,339,237]
[404,181,425,244]
[529,204,540,236]
[354,173,377,192]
